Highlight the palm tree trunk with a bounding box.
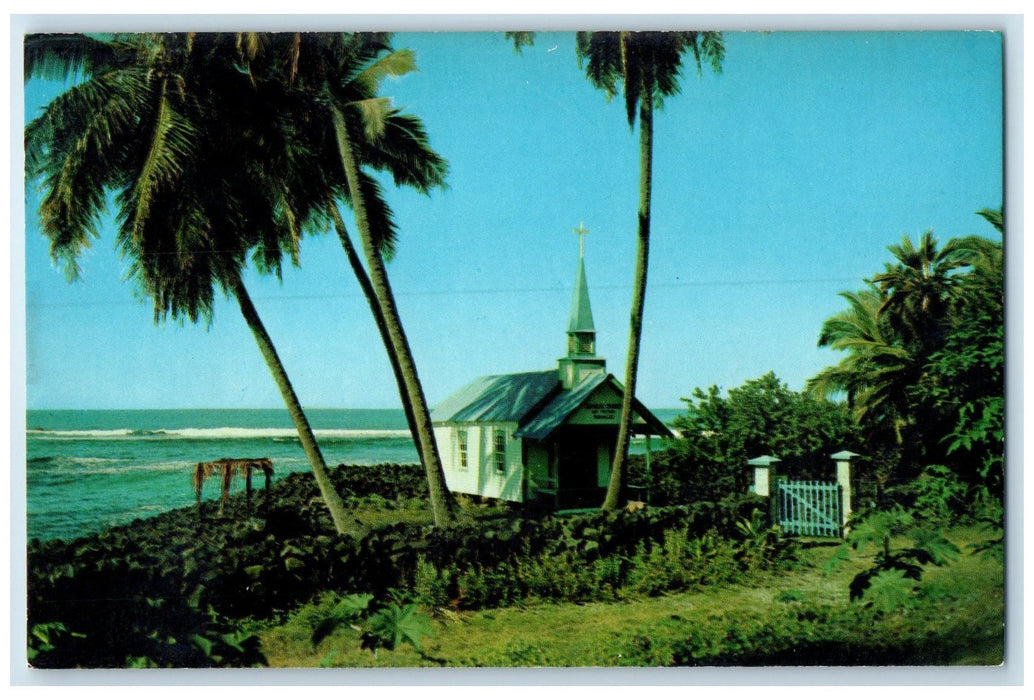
[229,273,356,535]
[329,206,425,467]
[331,107,457,527]
[602,97,653,511]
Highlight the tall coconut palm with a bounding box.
[236,33,457,526]
[869,230,979,356]
[508,31,724,510]
[574,31,725,510]
[25,32,357,535]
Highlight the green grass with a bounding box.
[253,525,1004,668]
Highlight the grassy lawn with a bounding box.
[255,525,1004,668]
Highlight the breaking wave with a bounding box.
[28,427,411,441]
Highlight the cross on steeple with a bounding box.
[573,222,590,259]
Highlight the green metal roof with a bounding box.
[514,373,609,439]
[431,370,559,423]
[515,374,674,440]
[567,257,596,334]
[432,370,674,441]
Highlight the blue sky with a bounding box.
[21,30,1004,410]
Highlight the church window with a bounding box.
[494,429,506,473]
[457,430,468,470]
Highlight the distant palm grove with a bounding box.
[24,31,1004,668]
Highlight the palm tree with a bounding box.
[808,219,1000,488]
[25,32,357,535]
[237,33,458,526]
[869,230,979,355]
[574,31,725,510]
[806,287,913,442]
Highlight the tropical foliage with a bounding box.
[632,372,859,505]
[24,32,361,533]
[26,31,458,529]
[26,462,772,666]
[806,209,1004,505]
[825,506,961,612]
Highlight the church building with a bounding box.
[431,225,673,509]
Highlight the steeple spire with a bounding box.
[568,263,595,337]
[558,222,606,388]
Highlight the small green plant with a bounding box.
[310,591,435,658]
[361,601,436,656]
[826,506,960,611]
[27,622,86,665]
[774,589,804,603]
[734,508,786,572]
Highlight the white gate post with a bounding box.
[830,450,858,533]
[747,455,781,526]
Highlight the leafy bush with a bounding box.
[825,506,960,611]
[26,463,795,666]
[886,464,970,524]
[632,373,860,506]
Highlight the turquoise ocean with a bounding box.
[26,407,684,543]
[25,408,417,543]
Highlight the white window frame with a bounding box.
[457,429,468,471]
[493,428,507,473]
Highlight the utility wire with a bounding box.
[28,276,864,309]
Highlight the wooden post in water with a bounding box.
[831,450,858,534]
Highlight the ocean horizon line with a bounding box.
[27,406,689,413]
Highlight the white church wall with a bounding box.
[474,422,524,502]
[435,424,484,496]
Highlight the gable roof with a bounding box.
[514,373,609,439]
[515,373,674,440]
[432,370,674,440]
[431,370,559,424]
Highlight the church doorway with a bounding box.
[555,426,614,509]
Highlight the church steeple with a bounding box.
[567,223,596,354]
[559,223,606,389]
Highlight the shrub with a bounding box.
[26,464,794,666]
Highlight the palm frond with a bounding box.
[24,33,122,82]
[349,97,394,141]
[358,111,448,193]
[352,170,399,261]
[122,78,197,245]
[351,48,417,96]
[506,31,536,54]
[977,207,1003,233]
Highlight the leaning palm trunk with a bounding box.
[330,206,424,467]
[229,274,355,535]
[332,107,457,527]
[602,98,653,511]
